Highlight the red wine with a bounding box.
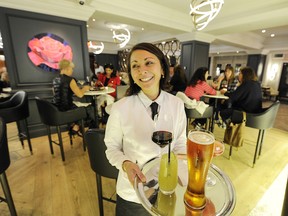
[152,131,172,148]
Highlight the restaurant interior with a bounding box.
[0,0,287,215]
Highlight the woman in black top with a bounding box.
[220,66,262,124]
[52,59,91,133]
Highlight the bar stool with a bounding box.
[185,106,214,134]
[0,90,32,154]
[0,117,17,216]
[35,97,87,162]
[85,128,118,216]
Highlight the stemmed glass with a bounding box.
[206,140,225,187]
[151,113,178,195]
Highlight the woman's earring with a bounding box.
[161,74,164,78]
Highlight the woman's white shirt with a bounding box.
[104,90,187,203]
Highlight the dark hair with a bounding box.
[126,43,170,95]
[240,66,258,83]
[188,67,208,87]
[104,63,117,78]
[172,65,187,84]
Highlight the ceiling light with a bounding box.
[112,28,131,48]
[262,29,266,33]
[271,34,275,37]
[190,0,224,31]
[88,41,104,54]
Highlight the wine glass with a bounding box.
[152,113,173,154]
[206,140,225,187]
[152,113,177,195]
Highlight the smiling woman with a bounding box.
[104,43,187,216]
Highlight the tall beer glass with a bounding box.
[184,129,215,210]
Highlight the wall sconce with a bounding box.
[268,63,279,81]
[190,0,224,31]
[0,33,3,49]
[112,28,131,48]
[88,41,104,54]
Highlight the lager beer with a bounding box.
[184,129,215,210]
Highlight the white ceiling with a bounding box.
[1,0,288,55]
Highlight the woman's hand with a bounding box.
[123,161,146,185]
[96,81,103,87]
[220,88,227,94]
[211,82,219,89]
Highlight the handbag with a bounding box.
[224,112,246,147]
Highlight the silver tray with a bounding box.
[134,157,236,216]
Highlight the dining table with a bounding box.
[84,86,115,128]
[134,157,236,216]
[202,91,229,132]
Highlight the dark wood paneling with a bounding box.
[0,7,89,138]
[180,40,210,81]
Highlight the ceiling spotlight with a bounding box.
[190,0,224,31]
[262,29,266,33]
[112,28,131,48]
[270,34,275,37]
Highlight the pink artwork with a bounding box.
[28,33,73,72]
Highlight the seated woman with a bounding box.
[220,66,262,126]
[185,67,217,101]
[169,64,188,95]
[214,65,239,126]
[96,63,121,123]
[52,59,91,134]
[0,69,10,92]
[185,67,218,128]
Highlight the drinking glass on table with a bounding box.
[152,113,178,195]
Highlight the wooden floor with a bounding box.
[0,101,287,216]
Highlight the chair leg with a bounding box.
[0,172,17,216]
[15,121,24,149]
[253,130,262,167]
[15,120,33,154]
[258,130,265,157]
[24,119,33,154]
[81,119,86,152]
[229,145,233,159]
[96,174,104,216]
[56,126,65,162]
[47,126,54,155]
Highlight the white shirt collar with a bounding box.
[138,90,163,109]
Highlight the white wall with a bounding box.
[262,51,288,91]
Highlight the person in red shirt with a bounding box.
[184,67,217,128]
[97,63,121,98]
[185,67,217,101]
[96,63,121,123]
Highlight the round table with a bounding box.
[134,157,236,216]
[203,91,229,131]
[84,87,115,127]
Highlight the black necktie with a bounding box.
[150,102,158,120]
